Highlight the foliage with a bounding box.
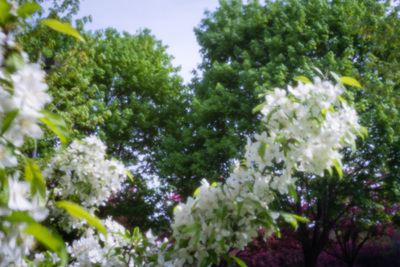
[17,1,189,231]
[156,0,400,265]
[0,5,365,263]
[100,178,170,232]
[88,28,188,231]
[2,1,399,266]
[238,228,305,266]
[236,226,400,267]
[324,195,400,266]
[168,77,362,265]
[163,0,400,192]
[92,28,187,167]
[0,1,89,264]
[16,5,101,154]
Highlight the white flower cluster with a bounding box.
[1,135,129,265]
[169,78,362,266]
[0,222,35,267]
[252,77,361,193]
[170,173,274,266]
[46,218,171,267]
[0,26,51,266]
[66,218,131,266]
[33,252,60,267]
[45,136,126,208]
[0,174,49,267]
[44,136,126,230]
[0,61,51,168]
[1,27,51,168]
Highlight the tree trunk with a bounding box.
[299,220,332,267]
[303,248,320,267]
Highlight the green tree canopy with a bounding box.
[93,28,187,169]
[91,28,188,231]
[163,0,400,200]
[18,2,189,231]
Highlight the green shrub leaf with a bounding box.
[24,223,68,265]
[42,19,85,42]
[340,76,362,88]
[55,201,107,238]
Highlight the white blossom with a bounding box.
[168,78,362,265]
[44,136,127,232]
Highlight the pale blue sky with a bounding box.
[76,0,221,83]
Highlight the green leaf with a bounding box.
[351,139,356,151]
[294,76,312,84]
[221,204,228,221]
[234,199,244,215]
[133,227,140,238]
[275,134,287,144]
[4,52,26,72]
[17,2,41,17]
[42,19,85,42]
[184,223,201,233]
[126,171,134,182]
[340,76,362,88]
[200,258,211,267]
[0,1,11,23]
[24,223,68,265]
[208,229,216,244]
[321,106,334,116]
[1,109,19,134]
[251,199,264,210]
[210,182,218,187]
[160,241,169,252]
[24,158,46,205]
[337,96,348,105]
[327,167,333,177]
[332,158,343,179]
[280,213,298,228]
[7,211,35,224]
[288,184,298,203]
[219,237,226,251]
[252,103,266,114]
[312,66,324,78]
[193,187,200,197]
[193,230,201,246]
[291,214,310,223]
[173,205,180,213]
[330,71,341,83]
[55,201,107,238]
[244,181,253,191]
[39,110,70,145]
[350,125,364,141]
[221,255,232,265]
[275,229,281,238]
[256,213,273,230]
[230,255,247,267]
[258,142,266,159]
[0,168,6,188]
[216,204,229,222]
[25,260,35,267]
[360,126,368,137]
[265,108,278,124]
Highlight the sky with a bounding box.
[75,0,221,83]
